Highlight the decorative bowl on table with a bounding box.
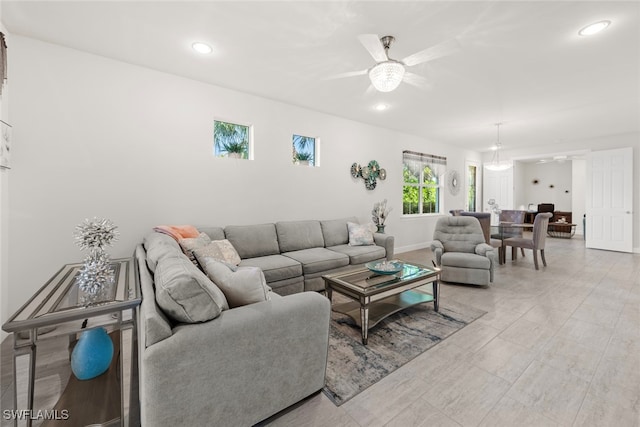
[365,261,404,275]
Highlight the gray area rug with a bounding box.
[323,294,486,406]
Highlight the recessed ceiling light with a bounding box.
[578,20,611,36]
[192,42,213,54]
[374,103,388,111]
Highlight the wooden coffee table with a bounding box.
[323,261,439,345]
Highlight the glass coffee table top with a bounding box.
[326,261,437,296]
[323,261,440,345]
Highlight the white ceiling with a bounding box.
[2,1,639,153]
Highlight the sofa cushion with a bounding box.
[266,276,304,296]
[225,224,280,259]
[276,220,325,252]
[347,222,374,246]
[441,252,490,270]
[143,232,183,273]
[283,247,349,274]
[327,244,386,264]
[197,226,226,241]
[199,259,272,308]
[193,239,241,266]
[320,217,357,247]
[178,233,212,265]
[136,245,173,346]
[154,255,229,323]
[238,254,302,283]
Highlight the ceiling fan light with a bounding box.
[578,20,610,36]
[369,61,405,92]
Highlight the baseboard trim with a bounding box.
[395,242,432,254]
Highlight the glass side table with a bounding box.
[2,258,141,427]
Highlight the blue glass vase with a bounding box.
[71,327,114,380]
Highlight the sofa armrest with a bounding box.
[430,240,444,266]
[140,292,330,427]
[475,243,497,281]
[474,243,494,256]
[373,233,395,260]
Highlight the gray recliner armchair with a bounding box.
[431,216,497,286]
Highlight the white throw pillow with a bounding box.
[198,259,271,308]
[347,222,374,246]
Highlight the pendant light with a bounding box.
[485,123,512,171]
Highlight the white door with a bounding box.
[586,147,633,252]
[483,166,513,224]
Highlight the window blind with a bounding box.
[402,150,447,176]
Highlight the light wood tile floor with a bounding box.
[267,237,640,427]
[2,237,639,426]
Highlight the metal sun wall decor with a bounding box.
[351,160,386,190]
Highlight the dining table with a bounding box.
[490,222,534,264]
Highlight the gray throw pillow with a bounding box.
[178,232,212,265]
[143,232,182,273]
[154,255,229,323]
[198,259,271,309]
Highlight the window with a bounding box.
[213,120,251,159]
[402,150,446,215]
[467,164,477,211]
[292,134,316,166]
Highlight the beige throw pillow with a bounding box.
[198,259,271,308]
[195,239,241,266]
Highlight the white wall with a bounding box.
[3,36,481,315]
[0,16,9,340]
[517,161,573,211]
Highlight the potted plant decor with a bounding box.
[372,199,392,233]
[295,151,313,166]
[222,141,248,159]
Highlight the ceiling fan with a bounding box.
[330,34,460,93]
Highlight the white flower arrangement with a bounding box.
[372,199,392,226]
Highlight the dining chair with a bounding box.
[451,211,493,258]
[503,212,553,270]
[536,203,555,222]
[458,212,491,244]
[498,210,526,259]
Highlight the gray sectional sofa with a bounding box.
[134,217,394,426]
[200,217,394,295]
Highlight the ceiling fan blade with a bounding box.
[357,34,388,62]
[402,72,429,88]
[364,84,377,96]
[401,39,461,67]
[324,69,368,80]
